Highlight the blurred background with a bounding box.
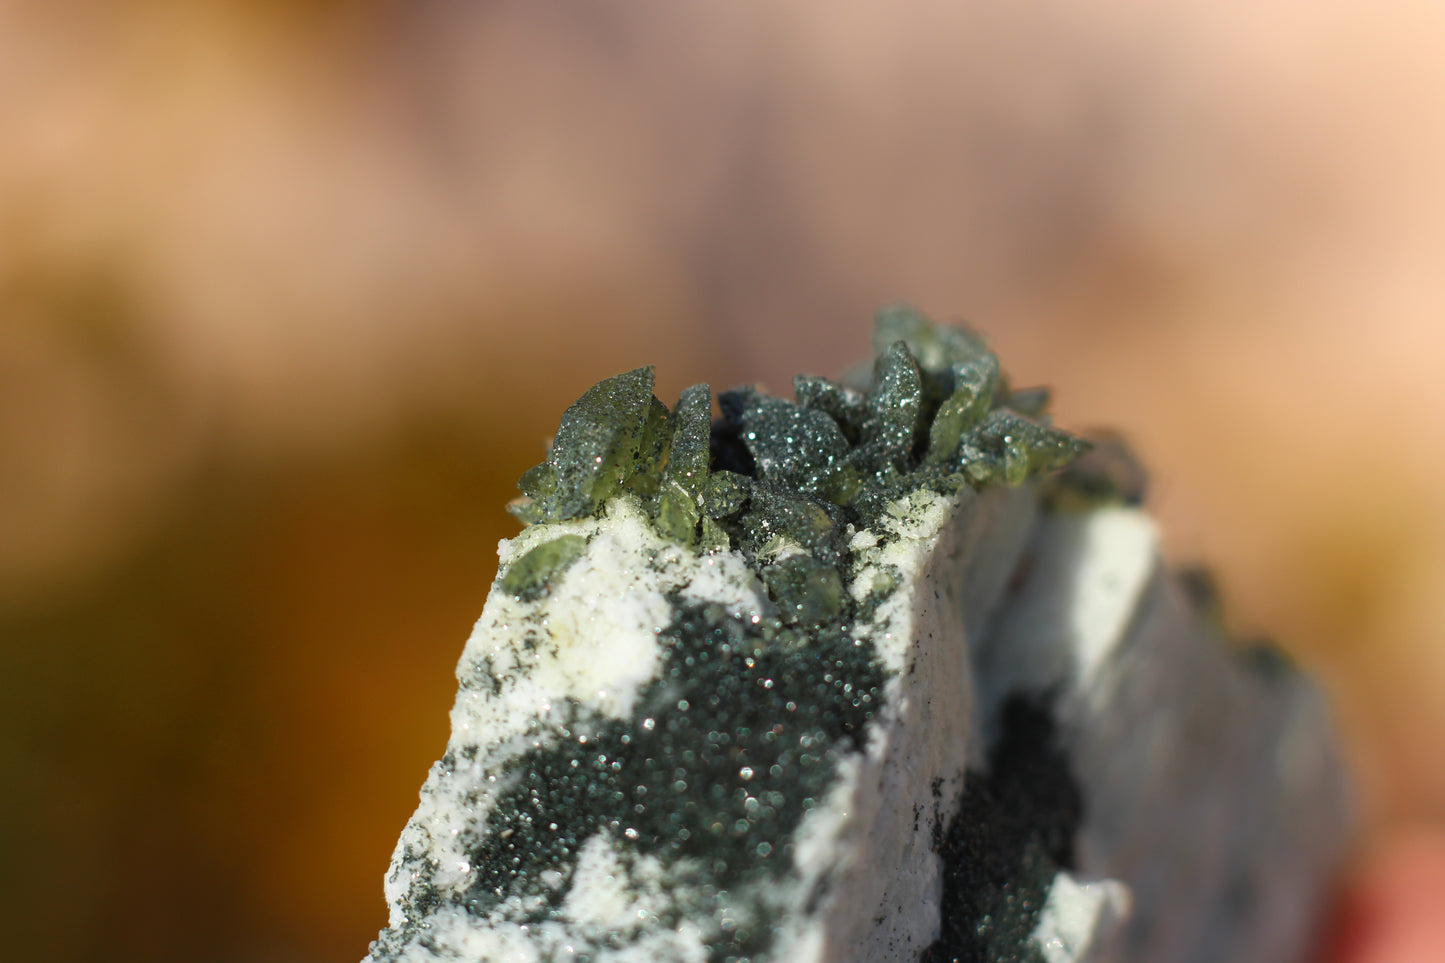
[3,2,1444,960]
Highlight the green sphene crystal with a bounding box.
[498,534,589,601]
[509,366,667,524]
[852,340,926,478]
[966,409,1090,488]
[873,302,991,371]
[1040,433,1148,511]
[654,383,713,545]
[763,554,846,628]
[925,354,999,466]
[740,485,845,568]
[504,306,1089,620]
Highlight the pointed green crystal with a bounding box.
[926,354,1000,466]
[513,366,665,522]
[966,410,1091,488]
[873,303,990,372]
[499,534,589,601]
[853,340,926,475]
[653,383,713,544]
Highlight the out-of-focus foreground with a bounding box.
[4,3,1444,961]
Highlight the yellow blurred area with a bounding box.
[3,2,1444,960]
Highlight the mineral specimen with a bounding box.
[365,307,1350,963]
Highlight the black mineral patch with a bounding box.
[922,696,1083,963]
[1240,639,1298,681]
[1177,565,1224,628]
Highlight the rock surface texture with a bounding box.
[365,308,1351,963]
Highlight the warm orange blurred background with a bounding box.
[4,2,1444,960]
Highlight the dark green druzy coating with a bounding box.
[461,600,885,962]
[921,697,1083,963]
[735,484,845,568]
[666,384,714,494]
[703,470,750,520]
[718,385,860,505]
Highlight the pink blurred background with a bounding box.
[4,2,1444,960]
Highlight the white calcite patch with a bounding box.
[1029,872,1132,963]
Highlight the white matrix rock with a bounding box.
[365,490,1348,963]
[365,312,1351,963]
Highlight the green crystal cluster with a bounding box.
[506,305,1087,622]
